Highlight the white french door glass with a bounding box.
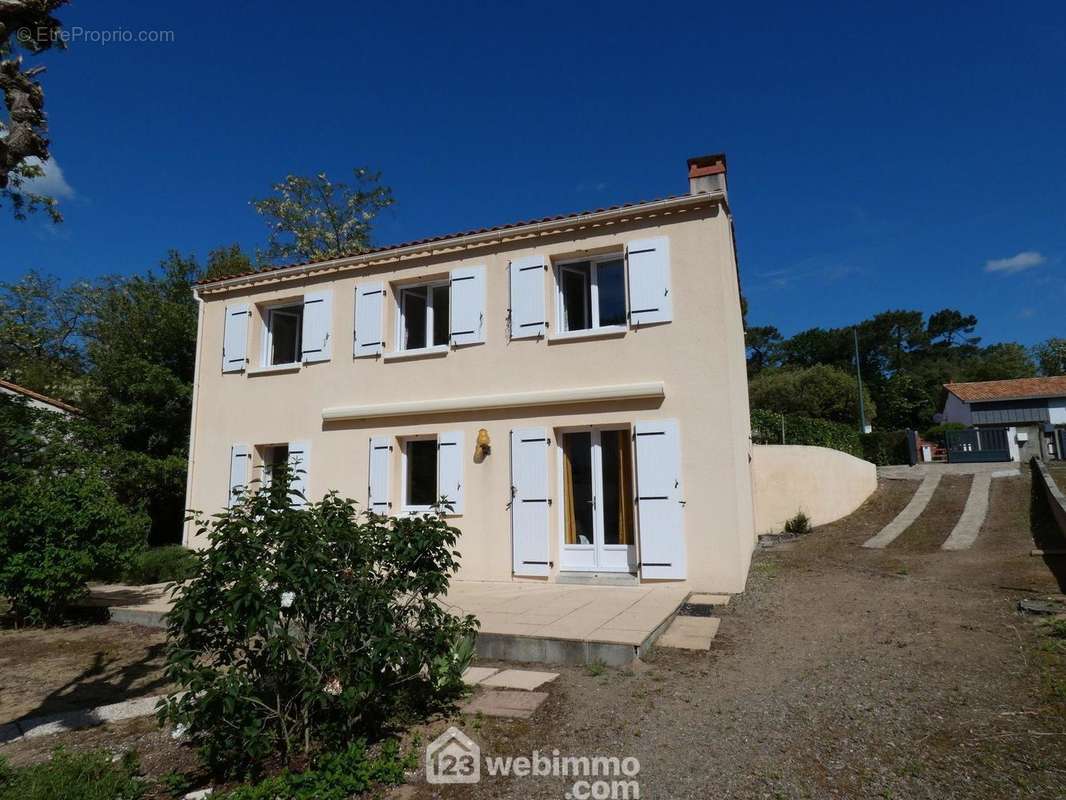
[560,429,636,572]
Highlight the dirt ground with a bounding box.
[2,473,1065,799]
[0,622,170,724]
[412,473,1066,800]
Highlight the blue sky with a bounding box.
[3,1,1064,345]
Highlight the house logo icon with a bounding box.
[426,725,480,784]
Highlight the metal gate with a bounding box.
[945,428,1011,463]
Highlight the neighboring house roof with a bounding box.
[0,378,81,415]
[194,191,725,294]
[944,376,1066,404]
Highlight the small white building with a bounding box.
[0,378,79,416]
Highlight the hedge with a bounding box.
[750,409,863,458]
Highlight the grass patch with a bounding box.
[0,748,143,800]
[585,659,607,677]
[121,545,197,585]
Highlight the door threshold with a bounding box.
[554,571,640,587]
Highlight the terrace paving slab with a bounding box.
[461,690,549,719]
[461,667,500,686]
[656,616,720,651]
[479,669,559,691]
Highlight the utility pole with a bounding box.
[853,327,867,433]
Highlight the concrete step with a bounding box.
[554,571,639,587]
[656,616,720,651]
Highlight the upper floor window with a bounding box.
[399,282,450,351]
[264,303,304,366]
[556,254,627,333]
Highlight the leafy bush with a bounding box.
[0,395,148,624]
[860,429,912,466]
[159,467,479,775]
[751,409,864,458]
[922,422,967,443]
[0,748,143,800]
[122,545,198,585]
[216,739,413,800]
[783,511,811,535]
[748,365,876,425]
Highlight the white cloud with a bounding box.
[984,250,1045,274]
[21,156,75,199]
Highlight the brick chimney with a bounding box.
[687,153,727,198]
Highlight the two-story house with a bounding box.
[184,154,756,592]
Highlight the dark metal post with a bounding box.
[853,327,867,433]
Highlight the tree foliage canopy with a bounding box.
[251,169,395,263]
[748,364,875,425]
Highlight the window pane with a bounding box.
[403,287,427,350]
[406,439,437,507]
[562,432,594,545]
[270,307,302,365]
[560,265,591,332]
[431,284,450,346]
[599,430,633,545]
[597,259,627,327]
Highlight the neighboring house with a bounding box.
[942,376,1066,462]
[0,378,79,416]
[184,154,755,592]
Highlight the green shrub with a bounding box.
[217,739,413,800]
[159,467,479,775]
[122,545,198,585]
[922,422,967,443]
[783,511,811,535]
[751,409,863,458]
[0,748,143,800]
[860,429,912,466]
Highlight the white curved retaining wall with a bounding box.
[752,445,877,534]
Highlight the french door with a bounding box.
[559,428,637,572]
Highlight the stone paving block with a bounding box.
[480,669,558,691]
[689,593,730,605]
[461,690,549,718]
[656,616,720,651]
[461,667,500,686]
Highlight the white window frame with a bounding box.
[396,281,450,354]
[554,253,628,335]
[400,434,439,514]
[261,300,304,367]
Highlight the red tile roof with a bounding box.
[944,376,1066,403]
[196,192,703,287]
[0,378,81,414]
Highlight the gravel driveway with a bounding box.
[413,474,1066,799]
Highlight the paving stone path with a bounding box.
[941,472,992,550]
[862,473,942,549]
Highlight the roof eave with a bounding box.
[196,192,726,296]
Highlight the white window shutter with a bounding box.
[626,236,672,326]
[368,436,392,514]
[509,255,547,339]
[301,289,332,363]
[287,440,311,506]
[228,443,251,508]
[634,420,685,579]
[222,304,250,372]
[437,431,465,514]
[354,283,385,357]
[449,266,486,346]
[510,428,551,576]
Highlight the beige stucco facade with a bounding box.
[751,445,877,534]
[184,188,756,592]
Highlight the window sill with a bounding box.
[547,326,627,344]
[247,363,302,376]
[383,346,449,362]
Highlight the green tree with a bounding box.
[745,324,782,376]
[1033,337,1066,377]
[748,364,875,425]
[0,0,68,221]
[0,269,93,394]
[251,168,395,263]
[961,342,1036,382]
[876,371,934,430]
[927,308,979,350]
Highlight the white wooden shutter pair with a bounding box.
[367,432,465,515]
[228,442,310,508]
[510,428,551,576]
[300,291,332,363]
[355,268,486,355]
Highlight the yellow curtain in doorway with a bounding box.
[563,443,578,545]
[617,432,634,546]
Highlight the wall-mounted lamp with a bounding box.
[475,428,491,462]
